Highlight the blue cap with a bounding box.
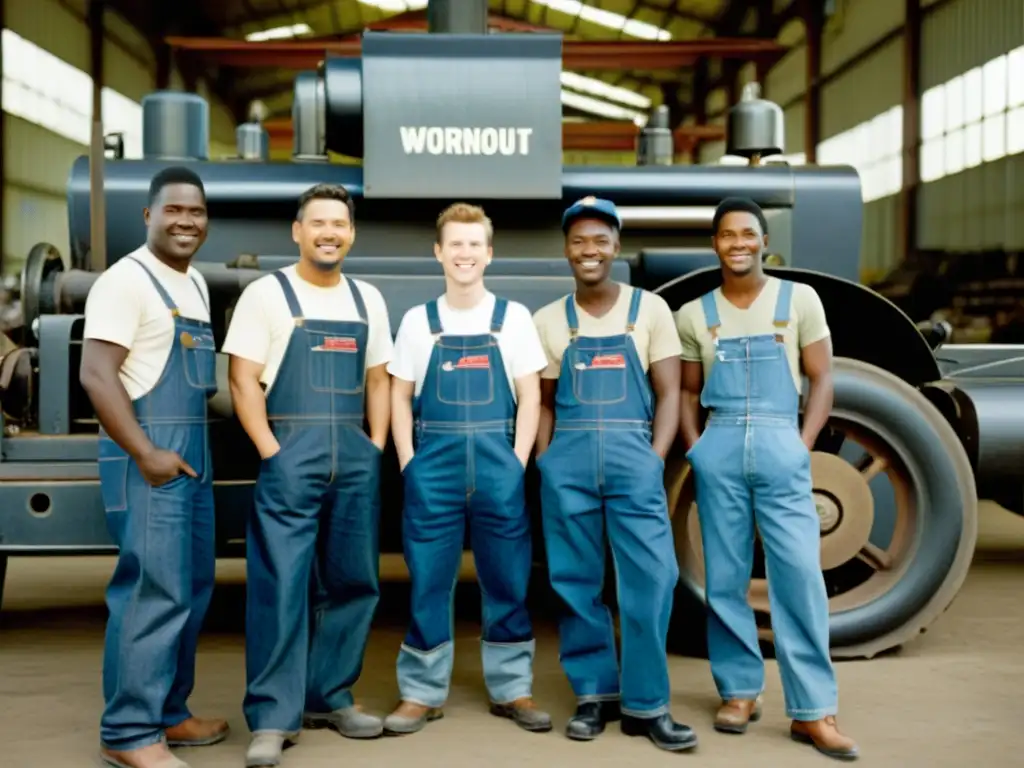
[561,196,622,233]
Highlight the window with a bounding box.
[2,28,144,157]
[102,88,144,159]
[816,105,903,203]
[919,45,1023,182]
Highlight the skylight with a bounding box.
[246,23,312,42]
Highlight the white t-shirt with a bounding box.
[388,292,548,401]
[222,265,393,391]
[82,245,211,400]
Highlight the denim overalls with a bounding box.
[98,258,217,751]
[687,279,838,720]
[243,272,382,734]
[537,287,679,719]
[397,297,535,707]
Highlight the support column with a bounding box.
[88,0,106,272]
[0,0,6,276]
[901,0,922,259]
[802,0,823,163]
[427,0,489,34]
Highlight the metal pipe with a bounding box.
[427,0,489,34]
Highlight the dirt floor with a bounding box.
[2,501,1023,768]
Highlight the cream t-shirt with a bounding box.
[83,246,211,400]
[222,265,393,392]
[675,276,830,391]
[533,283,683,379]
[388,292,548,400]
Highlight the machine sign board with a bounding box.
[361,32,563,200]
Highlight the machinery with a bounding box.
[1,9,1023,662]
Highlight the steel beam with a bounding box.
[164,36,788,72]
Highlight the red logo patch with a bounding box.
[455,355,490,369]
[316,337,358,352]
[589,353,626,369]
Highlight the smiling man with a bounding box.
[676,197,858,761]
[532,197,695,753]
[223,183,393,767]
[383,203,551,736]
[80,167,227,768]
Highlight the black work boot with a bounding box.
[565,700,622,741]
[621,712,699,752]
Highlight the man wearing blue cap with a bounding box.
[532,197,695,752]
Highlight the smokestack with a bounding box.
[427,0,489,34]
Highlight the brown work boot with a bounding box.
[165,716,230,747]
[99,741,190,768]
[790,716,859,761]
[489,697,553,733]
[382,700,444,735]
[714,696,762,734]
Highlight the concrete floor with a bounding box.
[1,501,1023,768]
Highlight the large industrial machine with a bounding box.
[1,8,1022,662]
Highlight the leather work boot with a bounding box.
[302,705,384,739]
[621,713,699,752]
[382,700,444,735]
[489,697,553,732]
[565,700,622,741]
[790,716,859,761]
[99,741,190,768]
[245,732,299,768]
[165,716,230,747]
[713,697,763,734]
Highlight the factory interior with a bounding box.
[0,0,1023,766]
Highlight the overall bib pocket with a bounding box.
[435,343,496,406]
[306,329,365,394]
[569,345,628,405]
[179,329,218,390]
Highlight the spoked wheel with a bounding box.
[667,358,978,660]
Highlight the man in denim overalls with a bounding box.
[533,197,696,753]
[224,184,393,767]
[384,203,551,735]
[81,167,228,768]
[677,197,859,761]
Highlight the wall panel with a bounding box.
[820,37,903,138]
[917,0,1024,252]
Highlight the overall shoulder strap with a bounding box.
[490,297,509,334]
[126,257,177,314]
[272,271,303,319]
[188,274,209,314]
[563,295,579,339]
[346,277,368,323]
[425,300,443,335]
[625,287,643,332]
[773,279,795,329]
[699,290,721,340]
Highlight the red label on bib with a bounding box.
[455,355,490,369]
[589,353,626,369]
[318,337,358,352]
